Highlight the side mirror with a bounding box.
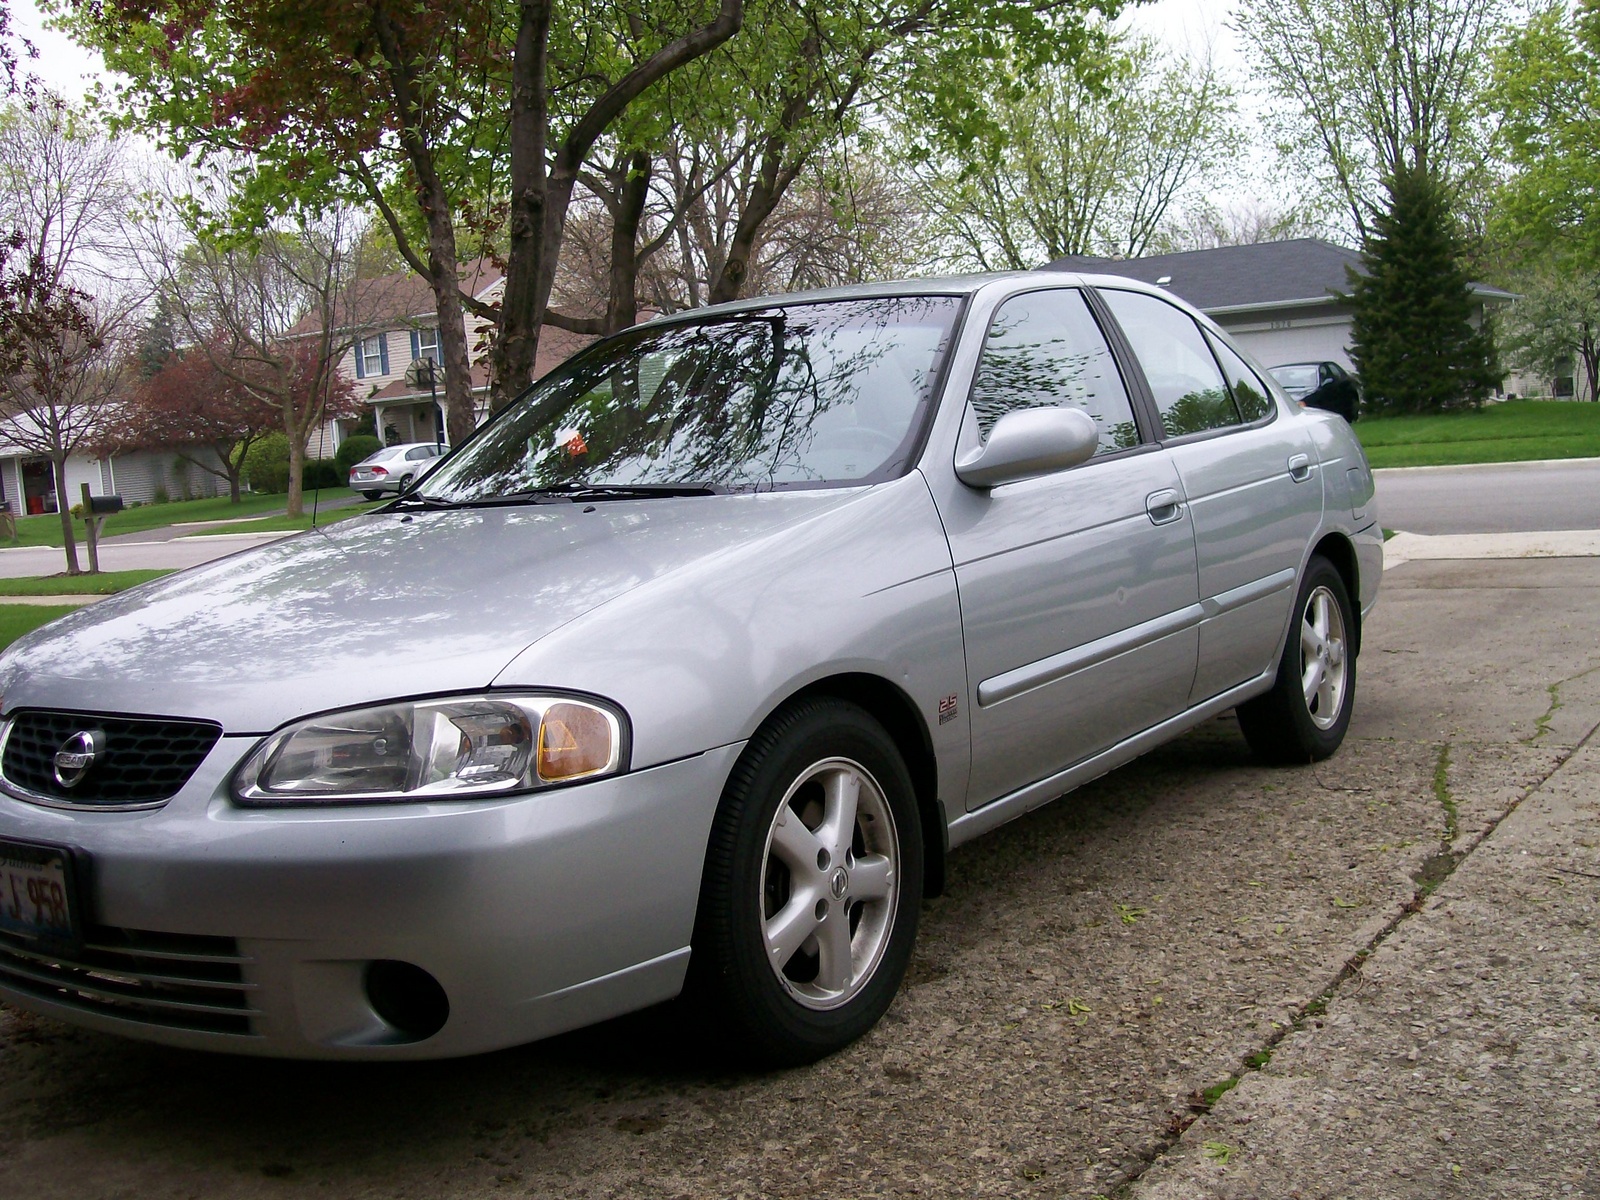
[955,406,1100,489]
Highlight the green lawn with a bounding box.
[179,501,384,537]
[0,569,173,596]
[2,489,363,548]
[1357,400,1600,467]
[0,604,81,650]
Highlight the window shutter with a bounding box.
[378,334,390,376]
[354,342,365,379]
[409,329,419,360]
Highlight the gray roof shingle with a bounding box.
[1041,237,1513,312]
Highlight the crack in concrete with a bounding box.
[1108,713,1600,1197]
[1522,662,1600,744]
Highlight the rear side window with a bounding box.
[1205,332,1275,422]
[970,289,1140,456]
[1100,289,1241,438]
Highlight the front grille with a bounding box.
[0,925,257,1035]
[1,710,222,806]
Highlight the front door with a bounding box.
[1095,289,1324,702]
[934,287,1201,811]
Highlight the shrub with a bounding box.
[335,434,382,477]
[302,458,342,490]
[243,433,291,493]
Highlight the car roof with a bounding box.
[635,271,1193,331]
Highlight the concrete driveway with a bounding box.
[0,553,1594,1198]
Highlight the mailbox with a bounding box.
[87,494,124,515]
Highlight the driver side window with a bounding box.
[970,289,1140,456]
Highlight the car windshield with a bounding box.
[1271,365,1319,392]
[419,295,962,501]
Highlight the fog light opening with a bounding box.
[364,960,449,1041]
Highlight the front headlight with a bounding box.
[232,693,627,806]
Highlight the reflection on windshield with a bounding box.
[422,296,961,502]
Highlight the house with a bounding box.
[0,413,224,517]
[1041,238,1515,379]
[313,262,596,451]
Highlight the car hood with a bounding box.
[0,491,863,733]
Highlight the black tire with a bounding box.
[690,698,923,1067]
[360,490,383,500]
[1237,555,1356,764]
[399,473,415,492]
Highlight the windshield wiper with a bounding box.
[478,482,721,505]
[385,493,465,511]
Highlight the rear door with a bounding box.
[1096,288,1322,703]
[935,287,1201,810]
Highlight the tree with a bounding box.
[0,103,135,573]
[553,137,925,327]
[101,337,283,501]
[1489,2,1600,262]
[1349,162,1500,413]
[902,33,1237,269]
[1159,198,1326,253]
[1496,259,1600,400]
[1236,0,1504,239]
[70,0,746,433]
[136,173,372,516]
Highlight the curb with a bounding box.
[1384,528,1600,568]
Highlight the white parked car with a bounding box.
[348,442,447,498]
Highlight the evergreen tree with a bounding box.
[135,291,179,380]
[1348,161,1501,414]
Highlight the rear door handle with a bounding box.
[1288,454,1312,483]
[1145,489,1183,525]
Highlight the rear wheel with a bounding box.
[360,490,383,500]
[1238,555,1356,763]
[692,699,922,1066]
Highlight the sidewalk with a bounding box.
[1384,528,1600,567]
[0,531,291,579]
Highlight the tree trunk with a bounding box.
[1580,322,1599,404]
[606,150,651,334]
[53,455,80,575]
[708,143,788,305]
[285,432,305,519]
[369,1,479,444]
[222,440,244,503]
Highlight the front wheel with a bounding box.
[1237,555,1356,763]
[691,699,922,1066]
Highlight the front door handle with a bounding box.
[1145,489,1183,525]
[1288,454,1312,483]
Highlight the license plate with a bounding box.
[0,839,78,943]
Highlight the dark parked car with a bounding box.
[1269,361,1360,422]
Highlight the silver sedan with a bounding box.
[347,441,447,498]
[0,274,1380,1065]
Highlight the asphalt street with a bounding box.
[1375,457,1600,534]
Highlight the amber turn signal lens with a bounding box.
[537,702,617,782]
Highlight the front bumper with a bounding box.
[0,736,743,1059]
